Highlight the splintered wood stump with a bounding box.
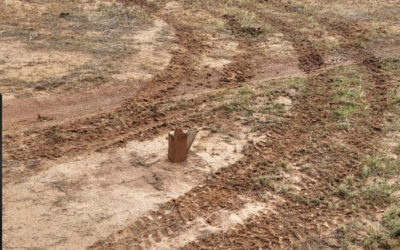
[168,128,198,163]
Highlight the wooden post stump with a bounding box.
[168,128,198,163]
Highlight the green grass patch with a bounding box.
[362,226,394,250]
[216,87,256,114]
[260,103,285,116]
[361,179,397,206]
[382,58,400,75]
[329,69,368,129]
[384,207,400,238]
[335,175,355,199]
[362,156,400,178]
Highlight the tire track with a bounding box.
[264,1,392,113]
[83,18,398,244]
[263,16,325,73]
[86,62,391,249]
[3,1,262,182]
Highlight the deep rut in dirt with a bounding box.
[262,16,325,73]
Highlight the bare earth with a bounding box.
[2,0,400,250]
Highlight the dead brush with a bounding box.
[223,7,264,37]
[252,175,277,190]
[44,127,68,144]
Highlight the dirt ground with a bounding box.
[2,0,399,249]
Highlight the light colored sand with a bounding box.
[3,130,246,250]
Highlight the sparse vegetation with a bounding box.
[288,192,309,205]
[217,87,256,113]
[45,128,68,144]
[395,144,400,155]
[384,207,400,238]
[337,182,352,198]
[382,58,400,74]
[362,225,392,250]
[252,175,275,189]
[329,69,368,128]
[362,179,397,206]
[336,175,354,199]
[363,155,400,178]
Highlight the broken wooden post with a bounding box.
[168,128,198,163]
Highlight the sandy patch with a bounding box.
[199,37,241,69]
[0,41,91,83]
[112,18,177,81]
[275,96,293,109]
[3,130,246,250]
[257,33,296,61]
[149,200,271,250]
[382,131,400,159]
[2,0,49,15]
[200,56,232,69]
[162,1,182,14]
[252,33,302,80]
